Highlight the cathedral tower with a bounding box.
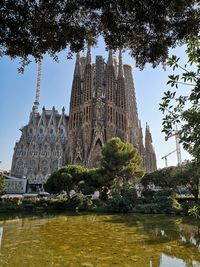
[67,49,157,171]
[11,48,157,189]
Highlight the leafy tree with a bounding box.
[174,161,200,203]
[142,162,200,202]
[100,137,144,195]
[160,35,200,164]
[0,175,5,195]
[44,165,88,196]
[141,166,178,190]
[0,1,199,70]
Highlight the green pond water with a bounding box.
[0,213,200,267]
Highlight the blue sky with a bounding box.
[0,38,191,170]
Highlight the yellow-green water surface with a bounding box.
[0,213,200,267]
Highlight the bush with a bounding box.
[188,205,200,219]
[133,203,160,214]
[107,195,132,213]
[141,189,155,199]
[133,195,181,215]
[180,201,197,215]
[70,193,93,211]
[106,188,138,213]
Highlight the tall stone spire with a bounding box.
[145,123,152,144]
[70,52,82,111]
[74,52,80,76]
[118,49,124,78]
[33,60,42,113]
[145,123,157,172]
[86,45,92,65]
[107,49,114,65]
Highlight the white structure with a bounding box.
[3,175,27,194]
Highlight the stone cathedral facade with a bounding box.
[11,48,157,187]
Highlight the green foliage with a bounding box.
[160,36,200,164]
[44,165,88,195]
[141,167,179,190]
[1,1,199,69]
[0,175,5,195]
[101,137,144,194]
[172,161,200,203]
[107,188,138,213]
[0,195,93,213]
[133,196,180,214]
[133,203,161,214]
[141,162,200,204]
[188,205,200,219]
[70,193,93,211]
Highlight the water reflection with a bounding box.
[0,225,3,249]
[160,253,187,267]
[0,213,200,267]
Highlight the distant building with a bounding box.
[11,48,157,189]
[3,174,27,194]
[11,107,68,189]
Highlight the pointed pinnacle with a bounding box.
[107,49,114,65]
[118,49,124,78]
[86,45,91,64]
[74,52,80,76]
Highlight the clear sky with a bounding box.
[0,38,191,171]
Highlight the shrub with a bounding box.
[133,203,160,214]
[70,193,93,211]
[188,205,200,219]
[141,189,155,199]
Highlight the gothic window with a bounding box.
[52,159,58,171]
[50,134,56,143]
[76,113,79,127]
[50,128,54,134]
[89,107,91,120]
[28,159,36,174]
[110,107,113,122]
[73,113,76,128]
[15,159,24,176]
[40,159,49,175]
[29,128,33,134]
[116,111,118,126]
[86,106,89,121]
[79,112,83,126]
[37,128,44,143]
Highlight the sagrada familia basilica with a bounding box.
[11,48,157,189]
